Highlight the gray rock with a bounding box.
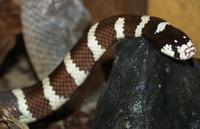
[94,38,200,129]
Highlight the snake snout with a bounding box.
[176,40,196,60]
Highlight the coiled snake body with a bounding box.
[0,15,196,123]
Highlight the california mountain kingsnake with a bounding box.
[0,15,196,123]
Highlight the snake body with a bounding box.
[0,15,196,123]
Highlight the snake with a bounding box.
[0,15,196,123]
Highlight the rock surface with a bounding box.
[94,38,200,129]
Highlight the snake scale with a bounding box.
[0,15,196,123]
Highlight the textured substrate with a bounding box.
[94,38,200,129]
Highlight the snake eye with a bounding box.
[174,40,178,43]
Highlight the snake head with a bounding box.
[159,26,196,60]
[161,39,196,60]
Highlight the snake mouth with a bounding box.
[176,40,196,60]
[177,47,196,60]
[182,46,196,60]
